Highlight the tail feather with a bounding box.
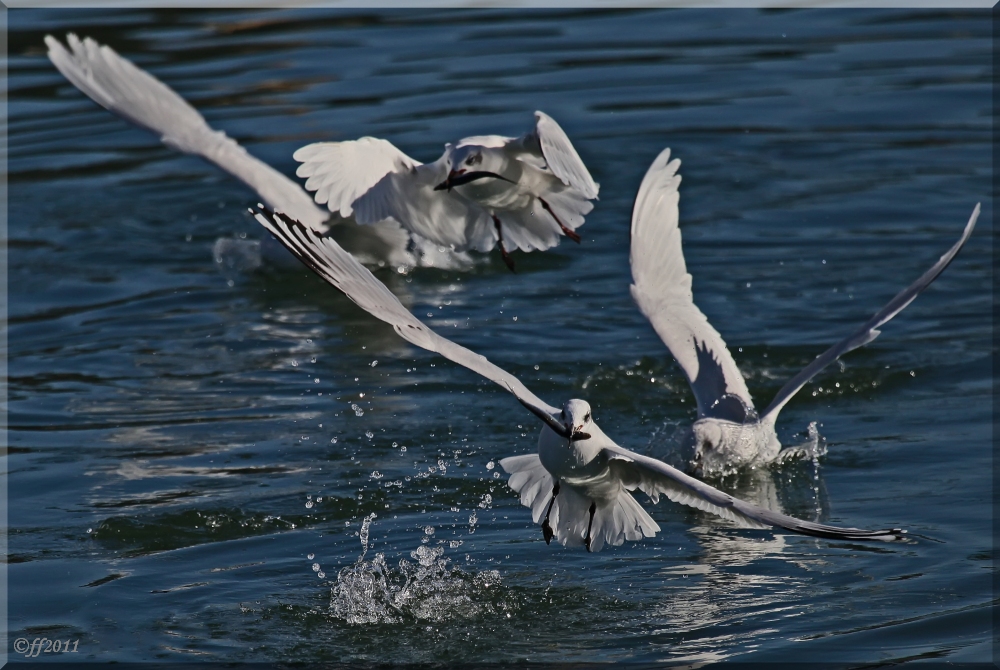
[501,454,661,552]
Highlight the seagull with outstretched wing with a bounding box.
[295,111,599,271]
[250,204,904,552]
[629,148,979,476]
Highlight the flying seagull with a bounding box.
[43,33,465,271]
[629,148,980,477]
[251,204,904,552]
[294,111,600,271]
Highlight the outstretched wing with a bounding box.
[293,138,420,218]
[252,206,565,434]
[759,203,980,423]
[534,111,599,199]
[604,444,904,541]
[46,33,329,232]
[629,148,754,422]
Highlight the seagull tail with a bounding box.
[549,485,661,553]
[500,455,661,552]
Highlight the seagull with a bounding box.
[43,33,467,271]
[293,111,600,271]
[629,148,980,477]
[250,204,905,552]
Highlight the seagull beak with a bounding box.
[570,426,591,442]
[433,168,466,192]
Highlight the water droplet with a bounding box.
[359,392,365,398]
[371,470,383,480]
[312,563,320,572]
[318,571,326,578]
[534,364,539,370]
[331,437,338,444]
[307,553,315,560]
[486,460,495,470]
[512,316,517,321]
[314,378,320,384]
[493,472,500,479]
[424,526,435,536]
[291,360,298,367]
[400,446,407,452]
[371,360,378,367]
[365,431,374,440]
[305,501,314,509]
[316,497,323,503]
[909,370,916,377]
[392,442,398,448]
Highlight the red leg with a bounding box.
[492,214,516,272]
[539,198,581,244]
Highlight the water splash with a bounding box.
[329,519,507,625]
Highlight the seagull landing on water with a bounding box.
[251,204,905,553]
[629,148,980,477]
[293,112,600,271]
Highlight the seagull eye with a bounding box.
[467,153,482,166]
[584,412,591,423]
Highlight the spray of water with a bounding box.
[329,517,508,625]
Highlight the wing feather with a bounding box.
[759,203,980,422]
[629,148,753,421]
[252,206,561,422]
[534,111,599,199]
[46,34,329,231]
[604,445,904,541]
[293,138,419,218]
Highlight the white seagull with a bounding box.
[43,33,465,271]
[251,205,905,552]
[630,148,980,477]
[294,111,600,271]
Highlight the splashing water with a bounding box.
[329,517,508,625]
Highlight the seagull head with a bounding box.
[434,147,511,191]
[560,399,593,442]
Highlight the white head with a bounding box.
[435,145,509,192]
[448,144,505,174]
[560,399,594,441]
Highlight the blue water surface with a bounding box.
[7,8,992,666]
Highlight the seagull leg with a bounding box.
[541,482,560,544]
[539,197,581,244]
[584,501,597,552]
[492,213,516,272]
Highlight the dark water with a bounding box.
[7,8,992,666]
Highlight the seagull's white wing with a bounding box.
[759,203,980,423]
[630,148,754,422]
[604,444,904,541]
[45,33,329,232]
[533,112,599,199]
[351,162,496,253]
[252,206,565,432]
[293,138,420,218]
